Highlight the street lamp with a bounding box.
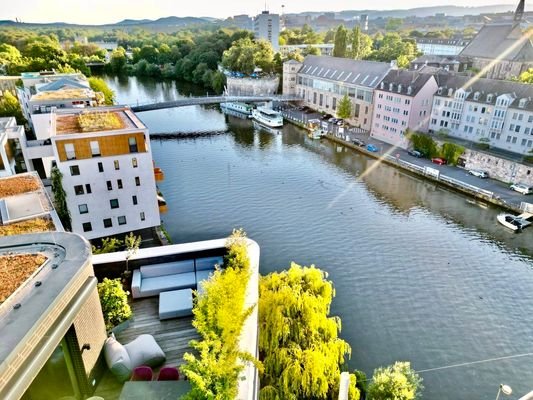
[496,384,512,400]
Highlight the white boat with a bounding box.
[309,127,325,139]
[252,107,283,128]
[252,120,281,135]
[497,213,532,231]
[220,102,253,116]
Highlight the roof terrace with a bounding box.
[54,107,145,135]
[31,88,96,102]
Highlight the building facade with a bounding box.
[416,38,468,56]
[371,70,438,149]
[0,117,23,177]
[23,106,161,240]
[292,55,393,131]
[428,74,533,155]
[282,59,302,96]
[280,44,335,57]
[254,11,280,52]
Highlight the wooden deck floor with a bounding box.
[94,297,199,400]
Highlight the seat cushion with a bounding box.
[104,335,132,382]
[195,256,224,271]
[124,334,166,369]
[140,260,194,278]
[159,289,193,319]
[140,272,196,297]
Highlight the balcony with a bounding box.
[154,167,164,182]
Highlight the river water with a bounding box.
[106,75,533,399]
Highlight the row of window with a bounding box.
[378,93,412,105]
[65,137,138,160]
[78,195,140,214]
[74,177,140,195]
[70,158,139,176]
[81,212,146,232]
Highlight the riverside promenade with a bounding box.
[280,107,531,213]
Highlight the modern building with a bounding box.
[0,172,63,234]
[279,44,335,57]
[254,11,280,52]
[22,106,161,240]
[0,232,107,400]
[291,55,393,131]
[458,0,533,80]
[16,72,97,127]
[371,70,438,149]
[415,38,469,56]
[227,14,253,30]
[428,73,533,155]
[282,59,302,96]
[0,117,23,177]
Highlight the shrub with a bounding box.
[368,362,423,400]
[440,142,464,165]
[97,278,132,331]
[409,132,438,158]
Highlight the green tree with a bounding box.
[303,46,320,56]
[222,37,275,74]
[211,71,227,93]
[440,142,465,165]
[368,362,423,400]
[324,29,336,43]
[124,232,141,274]
[333,25,348,58]
[109,46,127,73]
[0,92,26,125]
[337,94,353,120]
[385,18,403,31]
[50,166,71,231]
[259,263,359,400]
[350,26,373,59]
[88,77,115,105]
[92,237,123,255]
[369,33,419,66]
[408,131,438,158]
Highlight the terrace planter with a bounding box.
[110,318,131,335]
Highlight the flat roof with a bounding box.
[54,107,145,135]
[0,232,91,374]
[31,88,95,102]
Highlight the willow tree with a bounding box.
[259,263,359,400]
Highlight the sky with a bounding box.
[3,0,523,25]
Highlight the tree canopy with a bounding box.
[259,263,360,400]
[88,77,115,105]
[368,362,423,400]
[333,25,349,58]
[0,92,26,125]
[516,68,533,84]
[222,37,275,74]
[337,94,353,120]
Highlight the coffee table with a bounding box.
[158,288,193,320]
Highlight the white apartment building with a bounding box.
[254,11,280,52]
[17,71,98,127]
[290,55,393,131]
[429,74,533,155]
[22,106,161,239]
[0,117,24,177]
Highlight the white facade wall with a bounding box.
[54,145,160,240]
[429,92,533,155]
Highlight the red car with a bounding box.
[431,157,447,165]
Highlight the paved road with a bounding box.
[278,106,531,209]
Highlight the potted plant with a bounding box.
[98,277,132,333]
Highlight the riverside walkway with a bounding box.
[130,94,302,112]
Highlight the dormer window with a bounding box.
[407,86,412,95]
[448,88,453,97]
[438,87,443,95]
[474,92,480,100]
[397,84,402,93]
[519,98,527,108]
[380,82,385,89]
[389,83,393,91]
[487,94,493,103]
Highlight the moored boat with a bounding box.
[220,102,253,116]
[497,213,532,231]
[252,106,283,128]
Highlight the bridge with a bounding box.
[130,95,302,112]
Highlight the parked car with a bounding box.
[322,113,333,120]
[352,138,365,147]
[336,119,344,126]
[468,169,489,179]
[366,144,379,152]
[510,183,533,195]
[328,117,336,123]
[431,157,447,165]
[407,149,423,158]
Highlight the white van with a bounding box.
[510,183,533,195]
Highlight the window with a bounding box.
[132,195,138,205]
[74,185,84,195]
[107,180,112,190]
[140,212,145,221]
[82,222,92,232]
[135,177,140,186]
[118,216,127,225]
[110,199,119,209]
[103,218,112,228]
[78,204,88,214]
[132,158,138,168]
[85,184,91,194]
[70,165,80,176]
[114,160,120,170]
[65,143,76,160]
[117,179,123,189]
[90,141,100,157]
[129,137,138,153]
[98,162,104,172]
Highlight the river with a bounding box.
[105,75,533,399]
